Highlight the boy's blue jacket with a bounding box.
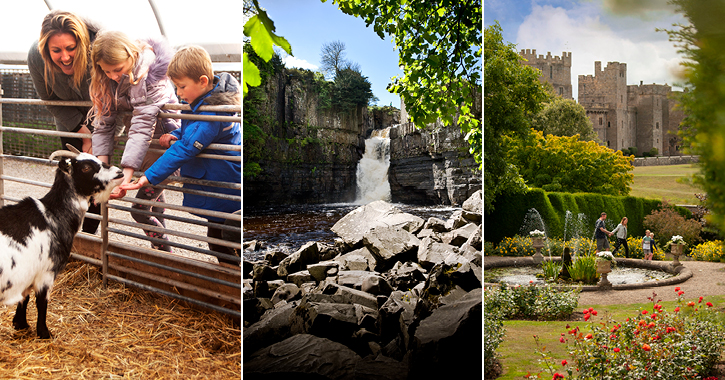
[145,73,241,222]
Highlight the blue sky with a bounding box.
[485,0,688,99]
[258,0,403,108]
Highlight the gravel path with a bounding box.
[1,157,218,263]
[578,260,725,305]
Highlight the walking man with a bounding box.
[594,212,613,253]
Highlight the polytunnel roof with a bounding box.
[0,0,241,65]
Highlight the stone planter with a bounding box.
[531,237,545,264]
[596,260,612,288]
[670,243,685,267]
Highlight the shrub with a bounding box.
[567,255,597,284]
[484,307,505,377]
[484,283,580,321]
[532,289,725,379]
[483,241,495,256]
[541,260,562,281]
[644,202,702,252]
[690,240,725,262]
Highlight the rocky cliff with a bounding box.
[244,68,368,207]
[389,121,482,206]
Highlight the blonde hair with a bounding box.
[167,45,214,83]
[38,10,92,91]
[88,31,144,119]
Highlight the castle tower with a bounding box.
[578,61,629,150]
[519,49,572,99]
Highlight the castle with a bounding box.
[520,49,684,156]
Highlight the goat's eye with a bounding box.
[81,165,92,173]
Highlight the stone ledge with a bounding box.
[484,256,692,291]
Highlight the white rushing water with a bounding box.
[355,127,392,204]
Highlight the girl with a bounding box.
[88,30,180,252]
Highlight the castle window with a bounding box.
[607,140,610,147]
[599,117,602,126]
[656,122,659,129]
[559,87,563,95]
[550,66,553,79]
[608,122,611,128]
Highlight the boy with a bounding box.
[643,230,656,260]
[120,45,240,265]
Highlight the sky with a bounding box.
[484,0,688,100]
[257,0,403,108]
[0,0,241,69]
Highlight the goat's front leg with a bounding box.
[35,286,51,339]
[12,295,30,331]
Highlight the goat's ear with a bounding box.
[58,157,74,175]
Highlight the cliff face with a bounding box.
[244,68,367,207]
[388,122,482,206]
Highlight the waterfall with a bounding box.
[355,127,392,204]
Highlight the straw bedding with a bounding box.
[0,260,241,379]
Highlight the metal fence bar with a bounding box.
[107,274,241,318]
[0,98,241,113]
[107,227,240,263]
[0,94,241,316]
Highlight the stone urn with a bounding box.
[596,259,612,288]
[670,243,685,267]
[531,236,545,264]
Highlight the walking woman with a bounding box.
[28,10,101,233]
[611,217,630,258]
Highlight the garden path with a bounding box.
[579,260,725,305]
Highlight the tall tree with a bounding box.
[324,0,482,167]
[320,40,349,79]
[531,96,598,142]
[483,21,550,213]
[661,0,725,231]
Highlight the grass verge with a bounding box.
[630,164,700,204]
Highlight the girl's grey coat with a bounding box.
[91,37,180,171]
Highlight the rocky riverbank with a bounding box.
[243,190,482,378]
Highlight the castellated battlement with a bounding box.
[629,81,671,96]
[519,49,572,66]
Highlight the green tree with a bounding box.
[531,96,598,142]
[661,0,725,230]
[324,0,482,167]
[243,0,292,97]
[331,67,374,111]
[483,21,551,213]
[507,129,634,195]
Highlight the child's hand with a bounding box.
[120,176,150,191]
[159,134,178,148]
[109,187,126,199]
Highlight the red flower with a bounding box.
[678,291,685,296]
[674,306,680,313]
[699,296,704,303]
[614,347,621,352]
[585,333,593,339]
[583,309,589,314]
[584,314,591,321]
[560,337,566,343]
[589,307,594,312]
[562,359,568,366]
[642,310,648,315]
[707,302,714,307]
[592,310,598,316]
[553,374,565,380]
[648,322,655,329]
[688,302,695,307]
[675,287,681,292]
[642,344,651,351]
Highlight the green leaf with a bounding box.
[243,52,261,98]
[244,12,292,62]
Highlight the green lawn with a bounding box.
[495,295,725,379]
[630,164,700,205]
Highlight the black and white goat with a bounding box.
[0,148,122,338]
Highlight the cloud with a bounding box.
[515,2,687,99]
[283,56,319,71]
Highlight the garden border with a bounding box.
[484,256,692,291]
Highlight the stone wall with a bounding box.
[243,67,368,207]
[632,155,699,167]
[388,122,481,206]
[519,49,573,99]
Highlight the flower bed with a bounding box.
[484,283,580,321]
[530,288,725,379]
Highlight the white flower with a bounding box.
[529,229,546,237]
[596,251,614,261]
[671,235,686,245]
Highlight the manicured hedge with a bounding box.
[484,189,684,245]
